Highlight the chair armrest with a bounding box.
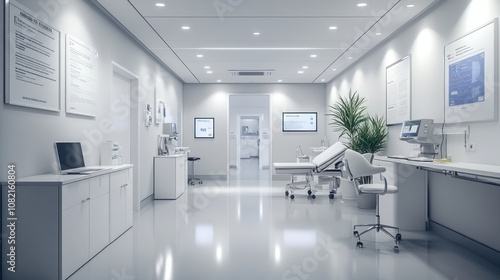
[379,173,388,193]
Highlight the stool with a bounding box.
[188,157,202,185]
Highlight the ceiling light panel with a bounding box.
[146,17,380,47]
[133,0,399,17]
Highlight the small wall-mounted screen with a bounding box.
[282,112,317,132]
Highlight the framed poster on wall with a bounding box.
[386,55,411,125]
[5,2,61,112]
[195,118,215,138]
[444,18,498,124]
[66,35,98,117]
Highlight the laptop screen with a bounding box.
[55,142,86,172]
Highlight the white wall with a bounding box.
[326,0,500,164]
[0,0,183,203]
[183,84,326,177]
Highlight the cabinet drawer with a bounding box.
[110,170,129,191]
[90,174,110,198]
[62,180,90,210]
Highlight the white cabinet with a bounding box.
[154,155,186,199]
[110,169,132,241]
[89,175,110,256]
[0,165,133,280]
[62,180,90,279]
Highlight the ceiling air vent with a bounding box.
[229,70,274,76]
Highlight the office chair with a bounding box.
[343,149,402,251]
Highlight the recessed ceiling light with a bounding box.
[302,66,309,69]
[181,26,190,30]
[155,3,165,7]
[332,68,337,71]
[204,66,210,69]
[196,54,203,58]
[348,56,353,59]
[376,32,382,36]
[357,3,367,7]
[217,80,221,83]
[277,80,282,83]
[298,71,304,74]
[329,26,338,30]
[321,79,325,82]
[253,32,260,36]
[207,71,213,74]
[406,4,416,8]
[310,54,317,58]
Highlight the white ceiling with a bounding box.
[92,0,440,84]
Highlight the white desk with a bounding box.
[374,156,500,256]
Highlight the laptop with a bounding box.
[55,142,108,174]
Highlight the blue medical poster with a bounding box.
[448,52,485,106]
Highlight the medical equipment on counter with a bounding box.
[158,134,170,155]
[399,119,446,159]
[100,141,122,165]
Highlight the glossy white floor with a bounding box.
[69,158,500,280]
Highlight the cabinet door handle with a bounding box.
[81,197,90,203]
[121,183,128,188]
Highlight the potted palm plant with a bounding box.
[326,89,388,207]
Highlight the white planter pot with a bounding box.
[338,178,357,199]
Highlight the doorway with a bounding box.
[112,62,140,213]
[228,94,271,179]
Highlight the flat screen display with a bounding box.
[282,112,317,132]
[400,120,421,138]
[55,142,85,171]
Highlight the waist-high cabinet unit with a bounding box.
[1,165,133,280]
[154,155,187,199]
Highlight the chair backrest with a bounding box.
[311,142,347,172]
[343,149,386,179]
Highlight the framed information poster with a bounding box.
[386,56,411,125]
[195,118,215,138]
[5,2,61,112]
[66,35,98,117]
[444,19,498,123]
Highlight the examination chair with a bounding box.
[343,149,402,251]
[273,142,347,199]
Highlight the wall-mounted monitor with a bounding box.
[282,112,317,132]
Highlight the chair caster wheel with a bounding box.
[290,194,295,200]
[199,181,203,184]
[396,233,402,241]
[307,190,312,195]
[353,231,359,237]
[311,194,316,199]
[356,242,363,248]
[394,245,399,252]
[285,191,289,197]
[329,194,334,199]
